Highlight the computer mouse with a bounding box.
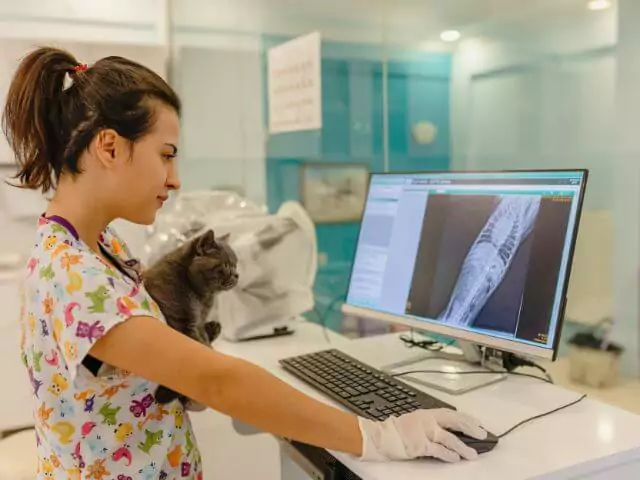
[449,429,499,454]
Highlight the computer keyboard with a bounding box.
[279,349,454,421]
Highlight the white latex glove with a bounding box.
[358,409,487,462]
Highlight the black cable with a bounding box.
[496,394,588,438]
[390,369,554,384]
[529,363,553,384]
[395,334,555,382]
[391,369,587,438]
[399,335,455,352]
[309,294,346,343]
[502,352,554,383]
[399,328,455,351]
[315,294,346,342]
[310,306,331,343]
[322,295,346,327]
[399,333,438,349]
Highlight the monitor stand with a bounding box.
[380,341,507,395]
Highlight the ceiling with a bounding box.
[173,0,616,46]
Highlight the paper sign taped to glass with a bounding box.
[268,32,322,134]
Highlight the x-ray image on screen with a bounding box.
[406,193,571,343]
[435,195,541,327]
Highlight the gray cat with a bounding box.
[142,229,238,406]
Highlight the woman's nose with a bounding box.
[166,165,181,191]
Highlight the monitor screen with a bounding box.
[344,170,588,359]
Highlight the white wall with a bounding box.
[0,0,168,45]
[450,6,640,377]
[451,9,617,210]
[172,44,266,203]
[613,0,640,379]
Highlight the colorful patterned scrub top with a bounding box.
[20,216,203,480]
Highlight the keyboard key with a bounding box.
[306,372,324,384]
[280,349,455,424]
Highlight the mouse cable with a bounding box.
[390,369,587,438]
[496,394,587,438]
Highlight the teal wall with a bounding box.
[263,37,453,330]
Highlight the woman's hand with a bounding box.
[358,409,487,462]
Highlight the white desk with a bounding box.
[212,320,640,480]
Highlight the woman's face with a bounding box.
[111,103,181,225]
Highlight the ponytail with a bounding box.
[2,47,78,193]
[2,47,180,194]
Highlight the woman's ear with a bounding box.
[94,129,119,167]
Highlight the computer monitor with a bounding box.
[343,170,588,361]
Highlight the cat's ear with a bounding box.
[195,230,216,255]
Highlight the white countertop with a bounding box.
[216,321,640,480]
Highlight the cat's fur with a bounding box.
[142,229,238,407]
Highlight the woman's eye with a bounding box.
[162,154,176,161]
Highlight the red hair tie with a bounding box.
[73,63,89,73]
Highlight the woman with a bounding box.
[2,47,486,479]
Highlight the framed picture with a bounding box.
[300,163,369,223]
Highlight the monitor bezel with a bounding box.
[342,168,589,361]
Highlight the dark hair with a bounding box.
[1,47,181,193]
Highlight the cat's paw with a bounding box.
[204,321,222,343]
[154,386,180,405]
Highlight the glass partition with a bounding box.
[170,0,638,376]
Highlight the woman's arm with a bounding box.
[90,316,363,456]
